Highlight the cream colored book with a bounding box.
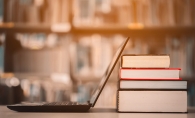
[119,80,187,89]
[117,91,187,112]
[121,54,170,68]
[120,68,180,80]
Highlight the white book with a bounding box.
[119,80,187,89]
[121,55,170,68]
[120,68,180,80]
[117,91,187,112]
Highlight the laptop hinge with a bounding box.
[87,101,92,106]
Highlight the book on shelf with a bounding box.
[0,0,3,23]
[2,0,69,25]
[119,80,187,90]
[3,0,16,22]
[121,54,170,68]
[117,90,187,112]
[120,68,181,80]
[174,0,192,25]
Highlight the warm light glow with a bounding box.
[128,23,144,29]
[0,22,14,28]
[51,23,71,32]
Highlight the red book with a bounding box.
[120,68,181,80]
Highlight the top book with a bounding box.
[121,54,170,68]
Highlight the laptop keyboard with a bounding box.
[12,101,89,106]
[42,101,89,106]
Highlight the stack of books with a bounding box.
[117,54,187,112]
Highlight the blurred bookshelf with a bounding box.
[1,23,195,36]
[0,0,195,107]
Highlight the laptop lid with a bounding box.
[90,37,129,107]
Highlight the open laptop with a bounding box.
[7,37,130,112]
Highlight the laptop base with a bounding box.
[7,105,91,112]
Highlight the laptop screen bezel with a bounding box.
[90,37,129,107]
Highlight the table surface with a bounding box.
[1,106,195,118]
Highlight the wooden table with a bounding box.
[1,106,195,118]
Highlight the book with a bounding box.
[119,80,187,90]
[167,0,175,26]
[120,68,181,80]
[0,34,4,73]
[117,90,187,112]
[121,54,170,68]
[140,0,153,26]
[150,0,160,26]
[0,0,3,23]
[4,0,15,22]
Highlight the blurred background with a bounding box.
[0,0,195,108]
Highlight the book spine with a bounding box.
[0,0,3,22]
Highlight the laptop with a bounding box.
[7,37,130,112]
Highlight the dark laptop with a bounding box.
[7,37,130,112]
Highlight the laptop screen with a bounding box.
[90,37,129,107]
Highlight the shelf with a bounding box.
[72,26,195,36]
[0,23,195,36]
[0,23,70,34]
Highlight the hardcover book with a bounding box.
[119,80,187,90]
[117,90,187,112]
[121,54,170,68]
[120,68,181,80]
